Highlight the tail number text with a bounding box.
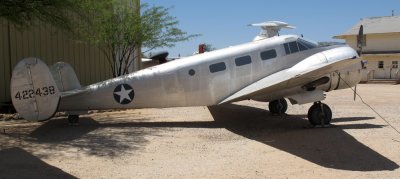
[14,86,56,100]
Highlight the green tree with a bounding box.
[0,0,81,31]
[1,0,197,77]
[204,43,217,52]
[76,0,198,77]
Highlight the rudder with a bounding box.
[50,62,81,92]
[11,57,60,121]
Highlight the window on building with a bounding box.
[209,62,226,73]
[378,61,384,69]
[235,55,252,66]
[393,61,398,69]
[260,49,277,60]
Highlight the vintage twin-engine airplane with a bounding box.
[11,21,362,126]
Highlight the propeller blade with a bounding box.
[355,25,363,100]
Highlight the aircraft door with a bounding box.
[391,68,400,79]
[374,69,385,79]
[374,61,385,79]
[232,55,254,89]
[391,61,399,79]
[260,48,279,76]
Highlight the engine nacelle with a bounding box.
[320,62,362,92]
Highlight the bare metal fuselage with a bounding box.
[58,35,361,111]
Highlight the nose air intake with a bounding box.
[303,76,330,91]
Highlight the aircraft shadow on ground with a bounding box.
[29,117,100,142]
[11,104,398,171]
[24,117,153,157]
[208,104,399,171]
[18,116,222,158]
[0,147,77,178]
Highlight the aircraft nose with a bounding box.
[322,46,359,64]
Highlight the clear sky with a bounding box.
[142,0,400,57]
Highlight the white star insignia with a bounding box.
[114,85,133,103]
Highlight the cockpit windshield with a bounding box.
[297,38,318,49]
[283,38,318,55]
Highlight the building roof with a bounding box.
[334,16,400,39]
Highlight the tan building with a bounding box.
[0,19,112,110]
[334,16,400,82]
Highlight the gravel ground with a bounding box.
[0,84,399,178]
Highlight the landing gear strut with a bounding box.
[307,102,332,126]
[269,98,288,115]
[68,115,80,125]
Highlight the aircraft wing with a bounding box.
[219,56,360,104]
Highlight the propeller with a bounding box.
[354,25,364,101]
[357,25,364,56]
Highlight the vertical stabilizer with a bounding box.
[11,57,60,121]
[50,62,81,92]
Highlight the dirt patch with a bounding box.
[0,84,399,178]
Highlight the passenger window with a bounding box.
[260,49,277,60]
[235,56,252,66]
[209,62,226,73]
[289,41,299,53]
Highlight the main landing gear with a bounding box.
[268,99,332,126]
[68,115,80,125]
[307,102,332,126]
[268,98,288,115]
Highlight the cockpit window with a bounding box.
[284,43,290,54]
[284,38,318,55]
[297,42,308,51]
[298,39,318,49]
[288,41,299,53]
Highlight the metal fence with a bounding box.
[0,18,112,103]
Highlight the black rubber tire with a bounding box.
[268,98,288,114]
[307,103,332,126]
[68,115,79,124]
